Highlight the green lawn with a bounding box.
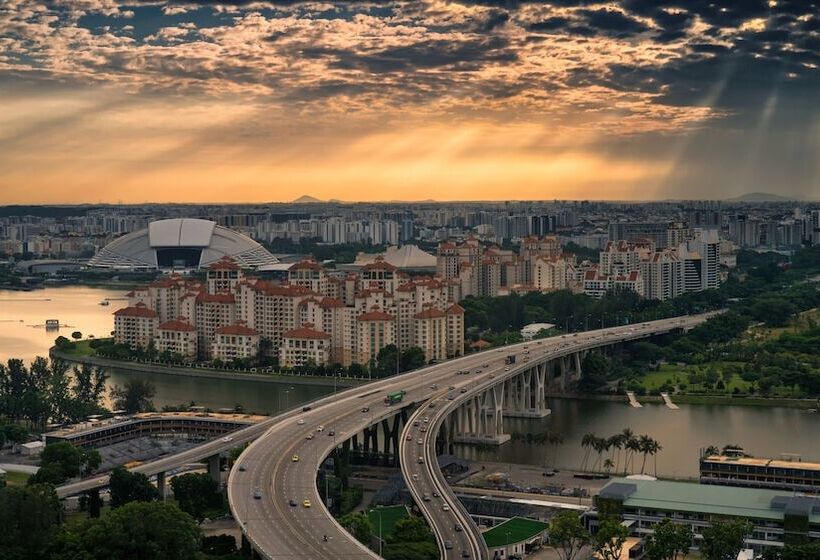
[3,471,31,487]
[638,363,753,393]
[367,505,409,540]
[60,339,101,357]
[482,517,548,548]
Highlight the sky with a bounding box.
[0,0,818,203]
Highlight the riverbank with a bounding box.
[50,348,365,389]
[550,391,820,409]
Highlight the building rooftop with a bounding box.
[703,454,820,473]
[599,478,820,523]
[481,517,549,548]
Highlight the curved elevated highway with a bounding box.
[230,314,714,559]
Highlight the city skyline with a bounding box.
[2,1,818,204]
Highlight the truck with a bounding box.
[505,355,516,365]
[384,390,406,406]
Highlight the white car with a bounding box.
[222,436,233,443]
[297,419,305,425]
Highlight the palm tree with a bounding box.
[592,437,610,472]
[580,432,596,471]
[547,431,564,469]
[638,434,653,474]
[608,434,624,473]
[603,458,614,475]
[702,445,720,458]
[651,439,663,477]
[621,428,635,474]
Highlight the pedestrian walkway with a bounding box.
[626,391,642,408]
[660,392,679,409]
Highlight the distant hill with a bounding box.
[727,192,802,203]
[292,195,323,203]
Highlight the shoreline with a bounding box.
[49,348,366,389]
[550,392,819,409]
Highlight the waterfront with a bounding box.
[2,286,819,478]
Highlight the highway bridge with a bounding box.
[229,313,713,559]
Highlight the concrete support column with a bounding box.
[208,454,221,486]
[156,471,167,501]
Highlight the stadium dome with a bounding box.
[88,218,278,270]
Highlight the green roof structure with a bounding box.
[482,517,549,548]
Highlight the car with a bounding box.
[428,402,436,408]
[222,436,233,443]
[442,504,450,511]
[306,433,314,440]
[361,407,369,413]
[406,434,412,441]
[303,499,311,508]
[423,417,429,423]
[504,367,510,371]
[302,406,312,412]
[291,455,299,462]
[422,494,431,502]
[413,420,420,427]
[297,419,305,425]
[432,490,440,497]
[454,523,463,532]
[488,374,495,379]
[412,474,419,480]
[444,540,453,550]
[417,456,424,464]
[253,488,262,499]
[289,499,298,507]
[417,438,423,444]
[460,388,467,393]
[420,426,427,432]
[328,430,335,436]
[430,384,438,389]
[461,551,471,558]
[474,369,482,374]
[449,386,455,390]
[238,464,247,472]
[447,395,455,400]
[317,425,324,432]
[482,363,489,368]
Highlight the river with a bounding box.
[2,286,818,478]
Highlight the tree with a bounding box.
[54,336,72,350]
[0,483,61,560]
[389,516,431,543]
[170,473,221,521]
[645,518,692,560]
[578,352,609,393]
[762,543,820,560]
[71,331,82,341]
[593,517,628,560]
[549,510,590,560]
[700,519,751,560]
[109,467,158,508]
[339,511,373,544]
[110,379,156,413]
[29,441,101,484]
[382,541,439,560]
[202,534,238,556]
[400,347,426,371]
[53,501,201,560]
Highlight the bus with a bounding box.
[384,390,406,406]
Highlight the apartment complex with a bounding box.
[700,454,820,493]
[583,229,721,300]
[113,255,464,367]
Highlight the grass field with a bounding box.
[61,339,100,357]
[367,505,409,540]
[2,471,31,487]
[638,363,753,393]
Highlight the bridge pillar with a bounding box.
[207,454,221,486]
[505,365,551,418]
[454,386,510,445]
[156,471,167,501]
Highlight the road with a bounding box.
[230,313,713,559]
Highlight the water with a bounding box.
[454,398,820,479]
[2,286,818,477]
[0,285,126,363]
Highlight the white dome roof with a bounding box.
[88,218,278,270]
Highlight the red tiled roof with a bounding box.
[320,297,345,308]
[357,310,394,321]
[470,339,491,348]
[158,319,196,332]
[414,308,446,319]
[253,281,314,297]
[196,292,235,304]
[209,257,241,270]
[289,259,324,271]
[446,303,465,315]
[215,324,258,336]
[282,327,331,340]
[362,258,397,272]
[113,303,158,318]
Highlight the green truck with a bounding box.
[384,390,406,405]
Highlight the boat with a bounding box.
[45,319,60,330]
[99,300,110,306]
